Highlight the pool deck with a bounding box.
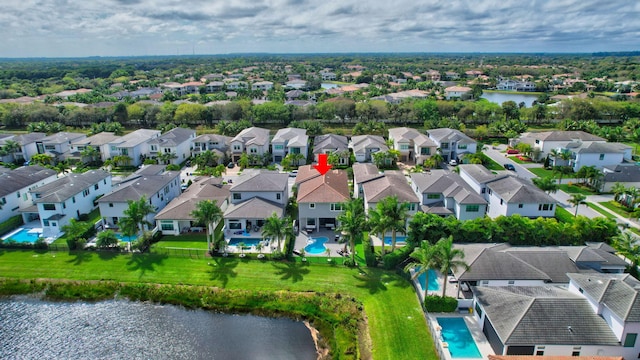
[428,314,494,360]
[2,222,57,244]
[370,234,407,248]
[293,229,347,258]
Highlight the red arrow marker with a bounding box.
[313,153,332,175]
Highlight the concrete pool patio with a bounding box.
[293,229,351,258]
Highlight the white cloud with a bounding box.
[0,0,638,57]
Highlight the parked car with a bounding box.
[288,170,298,177]
[448,159,458,166]
[227,162,235,169]
[503,163,516,171]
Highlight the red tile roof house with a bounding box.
[295,166,350,232]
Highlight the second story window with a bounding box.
[233,193,241,200]
[400,144,409,151]
[43,203,56,211]
[441,143,449,149]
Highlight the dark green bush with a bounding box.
[363,236,376,267]
[0,215,24,237]
[382,245,414,270]
[424,295,458,312]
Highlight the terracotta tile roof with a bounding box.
[297,170,349,203]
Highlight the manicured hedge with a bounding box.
[424,295,457,313]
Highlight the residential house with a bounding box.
[191,133,231,160]
[369,90,429,104]
[444,86,472,99]
[563,141,632,172]
[459,164,556,218]
[154,177,231,236]
[225,81,248,90]
[98,165,181,229]
[313,134,350,166]
[35,132,86,162]
[297,168,350,232]
[205,81,225,92]
[410,171,487,220]
[350,135,389,163]
[230,127,270,163]
[28,170,111,238]
[70,132,120,163]
[360,170,419,215]
[271,128,309,164]
[444,71,460,80]
[0,166,57,223]
[285,79,307,89]
[224,170,288,234]
[473,285,621,356]
[107,129,161,167]
[423,70,441,81]
[427,128,477,163]
[147,128,196,165]
[518,131,606,161]
[388,127,438,164]
[0,132,46,163]
[559,244,627,273]
[601,164,640,192]
[251,81,274,91]
[285,89,305,100]
[497,79,536,91]
[320,71,336,81]
[352,163,384,199]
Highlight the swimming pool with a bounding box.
[229,238,262,247]
[305,237,328,254]
[418,268,440,291]
[2,228,43,243]
[115,233,138,242]
[383,236,407,245]
[436,317,482,358]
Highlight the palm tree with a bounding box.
[436,236,468,298]
[3,139,21,160]
[191,200,223,251]
[262,212,286,251]
[96,230,119,249]
[367,205,389,255]
[404,240,440,302]
[336,198,366,264]
[532,176,559,194]
[548,148,560,168]
[378,196,409,252]
[612,182,627,203]
[612,231,640,277]
[122,195,156,235]
[568,193,587,216]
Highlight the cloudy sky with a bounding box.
[2,0,638,57]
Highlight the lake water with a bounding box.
[0,298,317,360]
[321,83,338,89]
[481,92,539,107]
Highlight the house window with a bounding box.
[72,197,76,204]
[16,191,20,199]
[43,204,56,211]
[466,205,480,212]
[488,189,492,195]
[150,145,157,151]
[109,203,114,208]
[508,280,515,285]
[233,193,241,200]
[538,203,553,211]
[400,144,409,151]
[482,280,489,285]
[536,351,544,356]
[599,153,605,160]
[0,197,5,205]
[276,193,281,200]
[331,203,343,211]
[51,222,57,227]
[458,144,467,149]
[309,203,315,209]
[83,189,90,197]
[43,220,49,226]
[441,143,449,149]
[62,202,66,209]
[427,194,440,199]
[233,145,241,151]
[94,184,99,190]
[421,147,431,155]
[535,139,540,144]
[625,333,638,347]
[160,221,174,231]
[518,204,523,208]
[249,148,257,154]
[228,221,241,230]
[408,204,416,211]
[474,303,483,317]
[481,188,486,194]
[104,179,106,185]
[500,199,503,205]
[164,186,169,194]
[274,144,284,150]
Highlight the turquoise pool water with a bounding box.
[115,233,138,242]
[3,228,42,243]
[305,237,328,254]
[436,317,482,358]
[229,238,262,247]
[383,236,407,245]
[418,269,440,291]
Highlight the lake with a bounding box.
[0,298,317,360]
[481,92,540,107]
[321,83,339,89]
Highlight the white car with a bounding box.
[449,159,458,166]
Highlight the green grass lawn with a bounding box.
[555,206,575,223]
[151,234,208,250]
[559,184,598,195]
[508,156,533,164]
[586,203,616,219]
[599,201,634,218]
[528,167,557,178]
[480,153,504,171]
[0,250,435,360]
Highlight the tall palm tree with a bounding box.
[568,193,587,216]
[379,196,409,252]
[122,195,156,235]
[81,146,101,165]
[436,236,468,298]
[404,240,440,302]
[612,231,640,277]
[367,205,389,255]
[191,200,223,250]
[3,139,21,160]
[548,148,560,168]
[532,176,559,194]
[336,198,366,264]
[262,212,286,251]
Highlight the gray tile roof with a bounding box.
[507,251,581,283]
[474,286,620,346]
[525,130,605,142]
[32,170,110,203]
[111,129,161,148]
[419,202,453,215]
[72,132,119,146]
[148,128,195,147]
[224,197,283,219]
[0,165,57,198]
[427,128,476,145]
[362,172,419,204]
[352,163,384,184]
[0,132,45,145]
[459,164,507,185]
[560,246,628,267]
[231,127,270,147]
[313,134,348,154]
[603,164,640,183]
[155,177,230,220]
[487,176,556,204]
[40,132,86,144]
[98,172,178,203]
[455,248,551,281]
[388,127,437,148]
[272,127,308,146]
[350,135,388,154]
[568,141,632,154]
[193,133,231,146]
[411,171,486,205]
[568,273,640,322]
[231,170,288,192]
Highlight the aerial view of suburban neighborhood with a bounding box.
[2,2,640,360]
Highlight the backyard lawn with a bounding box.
[0,249,435,360]
[151,234,208,250]
[528,167,557,178]
[559,184,598,195]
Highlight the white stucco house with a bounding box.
[106,129,162,167]
[70,132,120,163]
[0,166,57,224]
[313,134,350,166]
[35,132,87,162]
[147,127,196,165]
[271,127,308,164]
[0,132,46,163]
[296,167,350,232]
[427,128,477,163]
[350,135,389,163]
[388,127,438,164]
[230,127,270,163]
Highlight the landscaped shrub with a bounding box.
[382,244,414,270]
[166,164,180,171]
[0,215,24,237]
[363,236,376,267]
[424,295,458,312]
